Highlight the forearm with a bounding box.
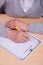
[29,23,43,34]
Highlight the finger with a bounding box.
[5,19,16,28]
[14,20,28,31]
[22,32,30,40]
[16,36,26,43]
[17,34,29,43]
[18,31,30,40]
[20,35,29,42]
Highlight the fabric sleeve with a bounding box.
[42,0,43,16]
[0,0,5,8]
[29,23,43,34]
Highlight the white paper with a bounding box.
[0,32,41,60]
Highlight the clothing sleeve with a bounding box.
[0,0,5,8]
[42,0,43,16]
[29,23,43,34]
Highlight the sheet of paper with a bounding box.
[0,32,41,61]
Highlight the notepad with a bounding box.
[0,32,41,61]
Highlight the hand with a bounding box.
[7,30,30,43]
[5,19,29,31]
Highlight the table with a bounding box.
[0,14,43,65]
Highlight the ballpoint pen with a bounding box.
[16,27,29,40]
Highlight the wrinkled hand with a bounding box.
[7,30,29,43]
[5,19,29,31]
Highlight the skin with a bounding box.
[5,19,29,31]
[5,19,29,43]
[7,30,30,43]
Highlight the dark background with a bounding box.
[0,4,5,14]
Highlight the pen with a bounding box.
[16,27,29,40]
[16,27,21,31]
